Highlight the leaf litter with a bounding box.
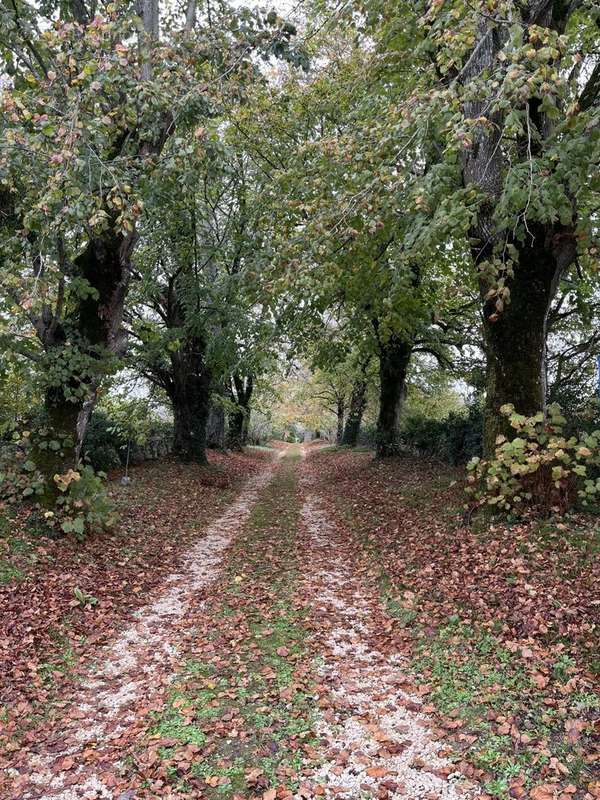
[2,443,597,800]
[305,447,599,800]
[2,453,277,799]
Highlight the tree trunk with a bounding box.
[376,335,412,458]
[30,0,167,478]
[33,383,81,506]
[241,408,251,445]
[342,379,367,447]
[75,233,133,357]
[207,403,225,450]
[227,409,245,451]
[335,397,345,445]
[227,374,253,450]
[31,231,135,493]
[169,336,211,464]
[480,225,576,455]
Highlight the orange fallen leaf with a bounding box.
[366,766,388,778]
[529,784,559,800]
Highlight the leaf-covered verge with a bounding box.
[0,449,268,746]
[124,448,322,798]
[309,447,599,800]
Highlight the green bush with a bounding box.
[87,443,121,472]
[51,465,117,538]
[466,403,600,517]
[83,411,127,471]
[357,423,378,448]
[83,408,173,470]
[400,404,483,464]
[0,428,116,538]
[563,396,600,439]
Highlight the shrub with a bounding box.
[86,443,121,473]
[401,404,483,465]
[466,403,600,517]
[357,423,378,448]
[83,407,173,470]
[50,465,117,538]
[0,425,66,505]
[0,429,116,539]
[564,396,600,439]
[83,411,127,471]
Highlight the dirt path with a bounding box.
[6,460,278,800]
[5,446,480,800]
[299,493,478,799]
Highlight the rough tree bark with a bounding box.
[227,374,253,450]
[34,380,81,499]
[207,402,226,450]
[142,265,213,465]
[141,323,212,466]
[335,397,345,445]
[375,333,413,458]
[342,378,368,447]
[168,336,211,464]
[479,225,576,454]
[32,230,136,496]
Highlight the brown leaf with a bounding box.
[564,718,585,743]
[366,766,388,778]
[529,784,559,800]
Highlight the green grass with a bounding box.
[0,560,23,584]
[154,685,211,748]
[571,691,600,711]
[532,516,600,570]
[415,622,527,712]
[310,443,373,456]
[385,597,418,626]
[410,620,594,797]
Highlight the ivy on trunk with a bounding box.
[342,356,371,447]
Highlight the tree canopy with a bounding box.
[0,0,598,521]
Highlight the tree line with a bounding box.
[0,0,598,522]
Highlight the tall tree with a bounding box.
[0,1,166,492]
[0,0,301,490]
[130,132,280,462]
[241,33,472,456]
[404,0,600,452]
[227,373,254,450]
[293,1,598,455]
